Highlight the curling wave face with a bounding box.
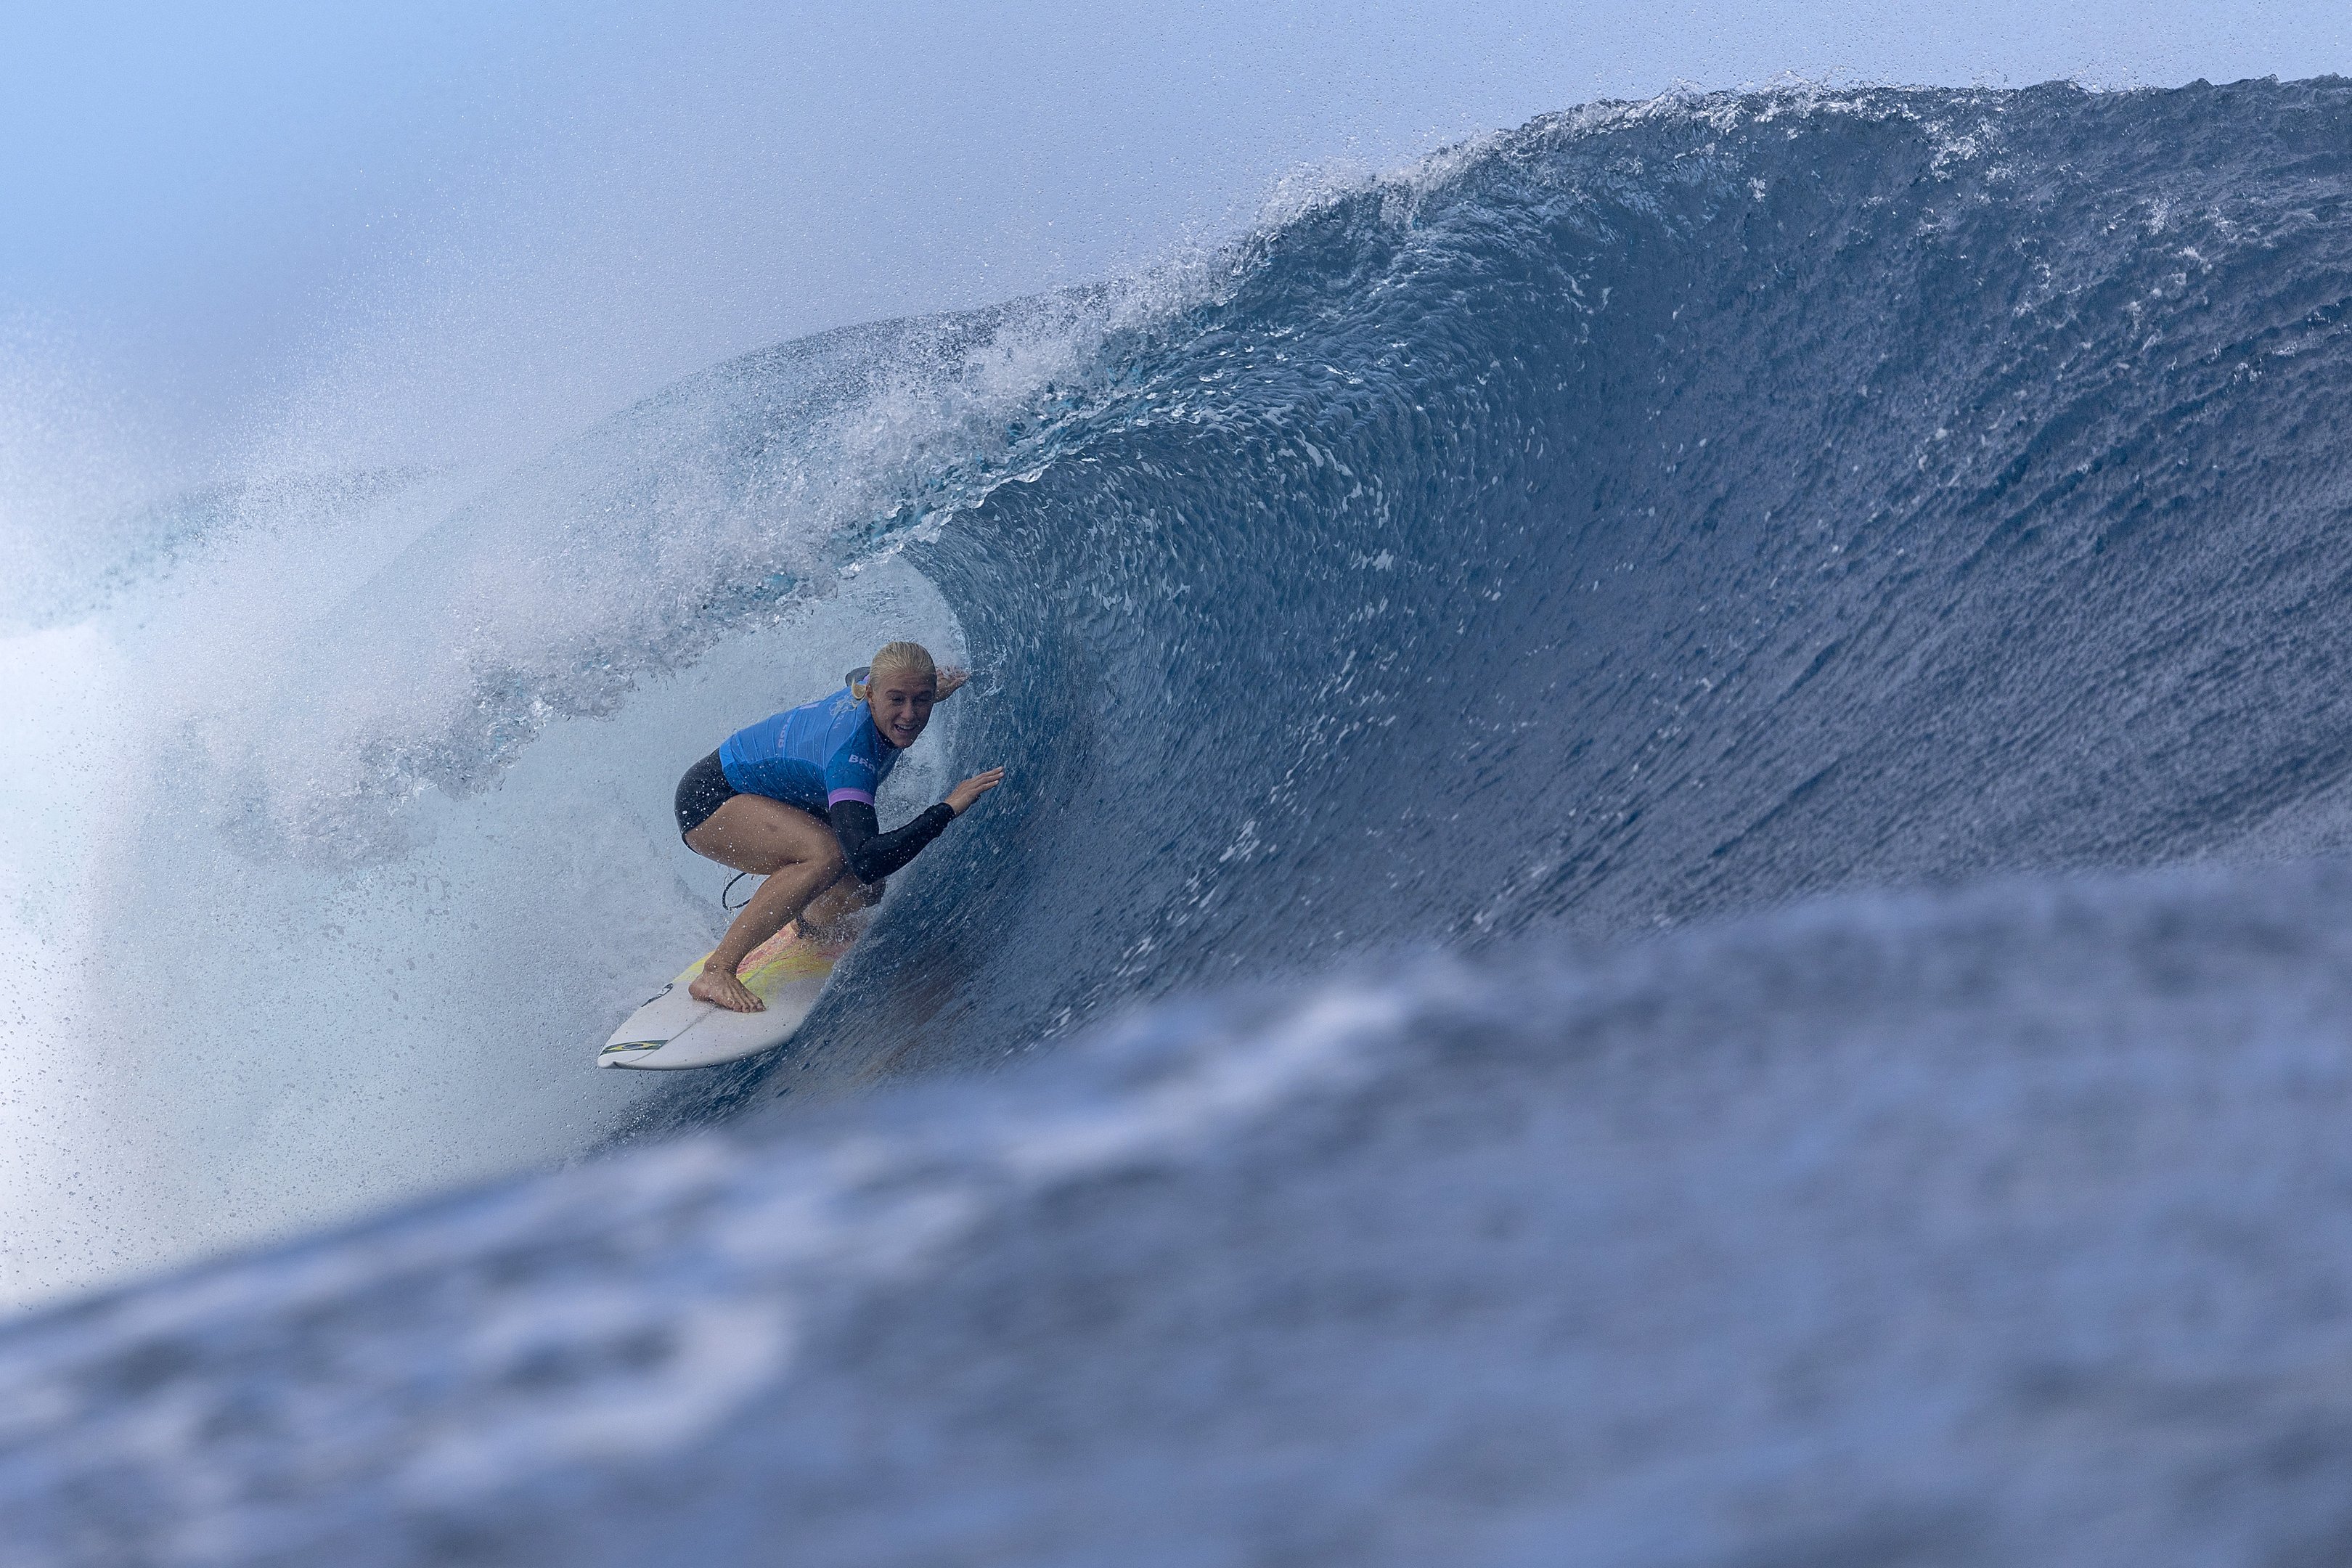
[671,75,2352,1122]
[12,77,2352,1563]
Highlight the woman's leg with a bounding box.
[682,796,844,1011]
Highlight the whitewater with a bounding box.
[9,76,2352,1563]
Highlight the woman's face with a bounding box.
[870,669,937,748]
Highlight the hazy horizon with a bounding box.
[6,1,2347,513]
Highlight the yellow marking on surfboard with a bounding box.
[677,923,852,1003]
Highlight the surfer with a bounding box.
[672,640,1004,1012]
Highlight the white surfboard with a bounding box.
[597,923,852,1070]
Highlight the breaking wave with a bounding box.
[10,76,2352,1564]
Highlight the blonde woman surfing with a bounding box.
[671,641,1004,1012]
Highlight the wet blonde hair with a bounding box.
[852,640,937,701]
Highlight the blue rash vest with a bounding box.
[716,689,899,814]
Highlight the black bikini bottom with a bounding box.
[673,750,738,841]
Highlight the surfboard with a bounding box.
[597,923,851,1070]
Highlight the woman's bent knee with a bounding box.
[689,794,841,874]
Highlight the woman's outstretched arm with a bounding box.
[827,767,1005,882]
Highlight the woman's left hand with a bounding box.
[936,666,971,698]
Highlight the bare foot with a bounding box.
[690,964,764,1012]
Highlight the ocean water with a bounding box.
[9,77,2352,1563]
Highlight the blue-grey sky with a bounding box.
[4,1,2348,484]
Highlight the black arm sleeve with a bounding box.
[828,799,955,883]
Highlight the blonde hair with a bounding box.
[852,640,937,700]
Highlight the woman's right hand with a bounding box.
[945,767,1006,815]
